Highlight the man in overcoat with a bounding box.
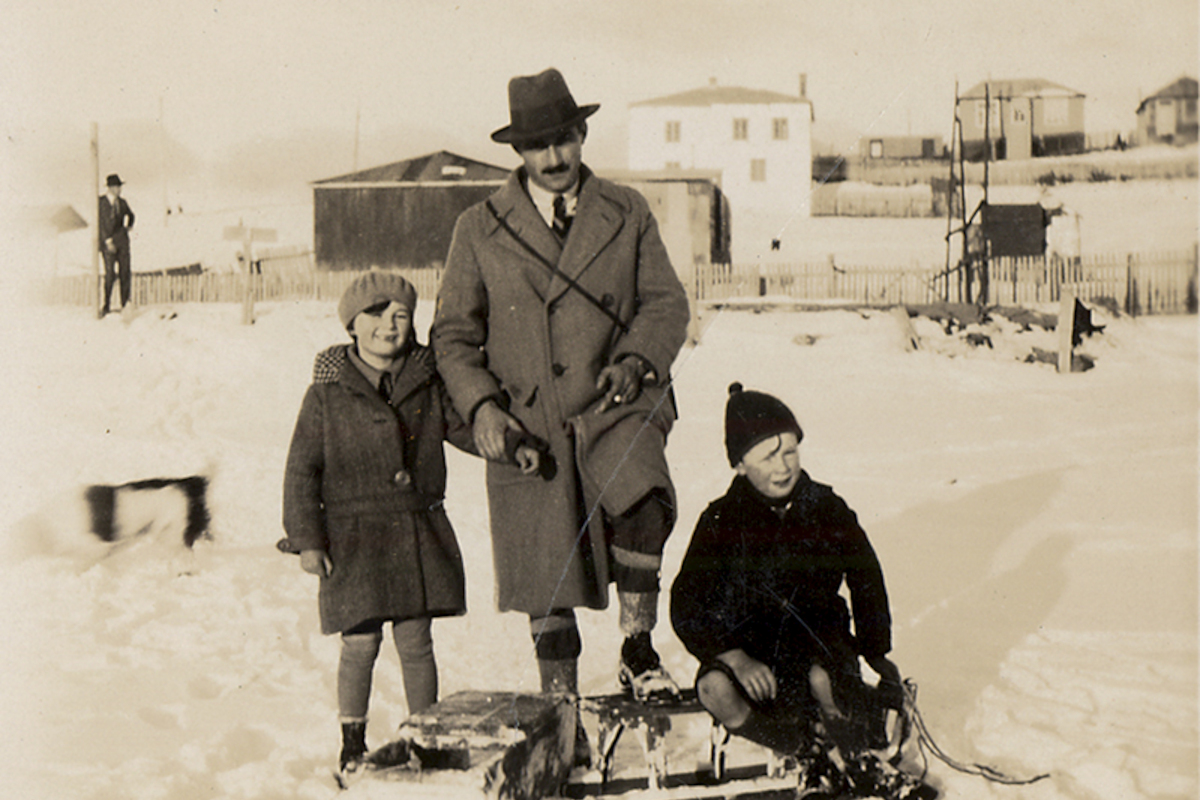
[433,68,690,702]
[98,173,135,315]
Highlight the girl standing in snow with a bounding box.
[280,272,540,772]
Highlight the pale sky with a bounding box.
[3,0,1197,199]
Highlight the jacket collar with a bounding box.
[488,165,627,304]
[318,342,437,405]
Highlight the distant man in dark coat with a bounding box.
[98,173,135,314]
[433,68,690,702]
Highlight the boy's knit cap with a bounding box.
[724,382,804,466]
[338,271,418,330]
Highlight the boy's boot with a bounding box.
[339,720,368,772]
[536,658,591,767]
[616,592,680,703]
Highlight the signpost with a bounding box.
[223,222,277,324]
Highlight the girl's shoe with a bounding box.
[339,721,368,773]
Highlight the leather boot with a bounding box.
[339,721,368,772]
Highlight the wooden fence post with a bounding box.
[1057,290,1075,373]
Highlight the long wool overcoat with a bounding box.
[282,342,475,634]
[432,166,690,615]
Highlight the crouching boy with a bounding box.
[670,383,934,799]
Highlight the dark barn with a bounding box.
[313,151,509,271]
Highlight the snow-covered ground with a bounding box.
[0,293,1193,799]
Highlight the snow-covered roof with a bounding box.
[313,151,509,185]
[960,79,1084,100]
[631,84,806,108]
[1137,76,1198,113]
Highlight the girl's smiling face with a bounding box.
[351,301,411,369]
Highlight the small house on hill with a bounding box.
[958,79,1085,161]
[313,151,509,271]
[1136,77,1198,146]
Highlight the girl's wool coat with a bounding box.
[282,343,475,634]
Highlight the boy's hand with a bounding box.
[513,445,541,476]
[300,549,332,578]
[718,649,777,703]
[865,655,905,709]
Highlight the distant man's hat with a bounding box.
[106,174,124,187]
[338,271,417,330]
[491,68,599,145]
[724,382,804,467]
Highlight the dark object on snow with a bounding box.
[1027,347,1094,372]
[991,306,1055,331]
[907,303,987,332]
[964,332,993,349]
[1071,298,1105,347]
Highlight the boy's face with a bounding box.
[351,301,412,366]
[736,432,801,500]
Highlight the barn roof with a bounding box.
[314,151,509,185]
[631,84,806,108]
[1137,76,1198,112]
[960,79,1084,100]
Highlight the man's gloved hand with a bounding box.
[596,356,648,413]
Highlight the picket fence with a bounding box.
[38,246,1198,316]
[696,246,1197,315]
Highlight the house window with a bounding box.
[750,159,766,181]
[733,118,749,140]
[869,139,884,158]
[1043,97,1068,126]
[665,120,681,143]
[772,118,789,140]
[975,99,1002,130]
[1011,104,1027,125]
[1188,99,1197,117]
[665,161,681,171]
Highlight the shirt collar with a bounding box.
[525,176,579,228]
[347,345,405,393]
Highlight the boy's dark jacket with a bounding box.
[670,471,892,670]
[282,342,475,635]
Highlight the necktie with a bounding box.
[552,194,572,240]
[378,372,392,401]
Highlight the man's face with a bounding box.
[109,185,122,198]
[516,126,584,193]
[351,301,412,366]
[736,432,801,500]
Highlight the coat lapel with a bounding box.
[488,173,561,301]
[548,167,625,304]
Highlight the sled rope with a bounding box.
[903,679,1051,786]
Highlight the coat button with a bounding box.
[551,363,566,376]
[601,293,616,308]
[393,470,412,487]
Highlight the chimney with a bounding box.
[798,73,808,99]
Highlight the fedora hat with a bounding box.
[106,174,124,187]
[491,68,599,145]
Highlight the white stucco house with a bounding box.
[628,75,813,216]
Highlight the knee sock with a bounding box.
[393,617,438,715]
[338,629,383,721]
